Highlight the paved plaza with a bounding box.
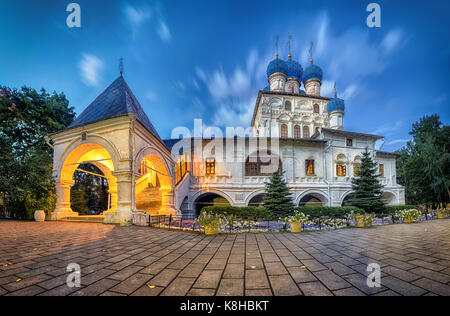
[0,219,449,296]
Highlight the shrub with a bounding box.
[296,206,365,219]
[196,211,227,229]
[395,209,422,221]
[384,205,419,215]
[201,206,273,220]
[282,211,309,223]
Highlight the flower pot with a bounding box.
[34,210,46,222]
[290,221,302,233]
[205,226,219,235]
[404,217,414,224]
[355,216,365,228]
[437,212,447,219]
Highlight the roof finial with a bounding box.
[119,57,124,76]
[275,35,279,58]
[309,41,314,64]
[334,82,337,98]
[287,33,293,59]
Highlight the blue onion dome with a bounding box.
[263,85,270,91]
[267,55,288,79]
[286,54,303,81]
[327,97,345,114]
[302,61,323,84]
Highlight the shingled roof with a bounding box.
[67,76,161,140]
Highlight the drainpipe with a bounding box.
[323,142,332,206]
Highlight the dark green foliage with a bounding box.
[263,172,295,218]
[395,115,449,208]
[296,206,365,218]
[348,149,385,214]
[70,164,109,215]
[201,206,272,219]
[0,86,75,219]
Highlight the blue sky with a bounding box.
[0,0,449,152]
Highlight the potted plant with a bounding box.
[396,209,421,224]
[282,211,309,233]
[437,209,448,219]
[196,211,227,235]
[352,212,374,228]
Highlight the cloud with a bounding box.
[156,19,172,43]
[124,4,151,39]
[78,53,103,87]
[381,29,404,54]
[387,139,411,145]
[371,120,403,136]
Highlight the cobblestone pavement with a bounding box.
[0,219,449,296]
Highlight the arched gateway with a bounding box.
[48,76,177,224]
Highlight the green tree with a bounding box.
[263,172,295,219]
[396,115,449,208]
[0,86,75,219]
[348,149,385,213]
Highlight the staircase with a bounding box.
[136,187,162,213]
[61,215,104,223]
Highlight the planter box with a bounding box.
[290,222,302,233]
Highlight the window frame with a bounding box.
[205,158,216,175]
[305,160,315,176]
[336,164,347,177]
[281,124,288,138]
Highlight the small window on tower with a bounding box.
[305,160,315,175]
[285,101,292,111]
[206,158,215,175]
[379,164,385,178]
[313,104,320,114]
[346,138,353,147]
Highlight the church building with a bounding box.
[47,51,405,224]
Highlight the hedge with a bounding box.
[201,206,273,219]
[296,206,365,218]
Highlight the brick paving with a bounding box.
[0,219,449,296]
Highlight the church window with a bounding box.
[346,138,353,147]
[206,158,215,175]
[245,151,282,176]
[313,104,320,114]
[305,160,315,175]
[281,124,288,138]
[336,164,346,177]
[285,101,292,111]
[354,166,360,177]
[379,164,385,178]
[294,125,301,138]
[303,125,310,138]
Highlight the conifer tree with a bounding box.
[263,172,295,219]
[348,149,385,213]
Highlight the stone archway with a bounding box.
[50,142,118,221]
[192,191,232,216]
[135,152,174,216]
[297,191,329,206]
[381,191,398,205]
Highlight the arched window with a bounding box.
[285,101,292,111]
[294,125,301,139]
[281,124,288,138]
[245,151,282,176]
[313,104,320,114]
[336,164,346,177]
[303,125,310,138]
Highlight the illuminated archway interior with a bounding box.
[135,154,172,215]
[58,143,118,217]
